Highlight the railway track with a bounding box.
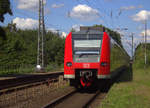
[42,66,127,108]
[42,78,109,108]
[43,88,106,108]
[0,72,64,100]
[0,72,63,90]
[43,89,77,108]
[0,66,127,108]
[0,72,68,108]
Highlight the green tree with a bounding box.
[94,24,122,47]
[0,0,12,43]
[7,22,17,32]
[0,26,65,67]
[0,0,12,22]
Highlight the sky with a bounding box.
[1,0,150,56]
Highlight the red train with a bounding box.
[64,26,124,88]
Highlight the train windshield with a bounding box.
[73,38,102,63]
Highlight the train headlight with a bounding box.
[66,62,72,67]
[101,62,107,66]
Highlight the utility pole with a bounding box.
[37,0,45,71]
[56,30,60,36]
[144,20,147,65]
[131,33,134,60]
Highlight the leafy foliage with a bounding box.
[111,44,129,71]
[133,43,150,68]
[94,24,122,47]
[0,26,65,67]
[0,0,12,22]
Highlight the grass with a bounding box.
[98,66,150,108]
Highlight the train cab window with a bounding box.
[72,34,102,63]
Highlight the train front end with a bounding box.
[64,27,110,88]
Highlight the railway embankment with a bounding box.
[98,43,150,108]
[98,66,150,108]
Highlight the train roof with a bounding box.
[72,30,103,35]
[72,31,103,40]
[71,26,105,40]
[72,26,104,35]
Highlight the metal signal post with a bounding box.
[37,0,45,70]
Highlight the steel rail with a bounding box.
[42,90,77,108]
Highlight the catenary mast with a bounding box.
[37,0,45,71]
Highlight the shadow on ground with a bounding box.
[76,64,133,94]
[100,64,133,93]
[116,63,133,83]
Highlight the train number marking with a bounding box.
[83,64,90,68]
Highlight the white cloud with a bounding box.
[131,10,150,22]
[47,28,58,33]
[114,28,128,37]
[69,4,100,21]
[13,17,38,30]
[121,35,143,57]
[51,4,64,8]
[133,36,144,43]
[120,5,143,11]
[61,32,67,38]
[117,30,125,36]
[140,29,150,37]
[17,0,46,11]
[71,24,83,32]
[47,28,67,38]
